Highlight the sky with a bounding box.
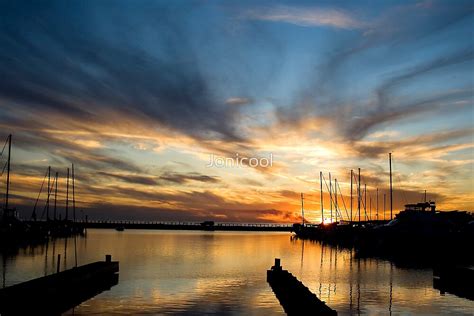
[0,0,473,223]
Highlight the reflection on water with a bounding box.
[1,230,473,315]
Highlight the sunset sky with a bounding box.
[0,0,473,223]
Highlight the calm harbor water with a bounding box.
[1,229,473,315]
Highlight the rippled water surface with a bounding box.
[1,229,473,315]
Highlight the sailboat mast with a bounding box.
[369,195,371,222]
[66,167,69,221]
[350,170,353,223]
[72,163,76,223]
[389,153,393,220]
[335,178,338,223]
[383,193,386,221]
[46,166,51,220]
[329,172,332,223]
[5,134,11,211]
[320,171,323,224]
[364,184,367,221]
[376,188,379,221]
[358,168,361,222]
[54,172,58,221]
[301,193,305,226]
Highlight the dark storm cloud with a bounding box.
[0,1,243,142]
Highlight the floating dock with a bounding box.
[267,258,337,316]
[0,255,119,315]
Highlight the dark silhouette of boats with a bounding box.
[1,134,84,248]
[293,153,474,266]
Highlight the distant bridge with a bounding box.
[82,220,294,232]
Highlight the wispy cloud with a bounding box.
[225,97,251,106]
[243,6,365,29]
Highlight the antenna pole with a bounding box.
[320,171,323,224]
[389,153,393,220]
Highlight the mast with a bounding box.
[301,193,305,226]
[389,153,393,220]
[72,163,78,268]
[383,193,386,221]
[320,171,323,224]
[358,168,361,222]
[424,190,427,203]
[5,134,11,212]
[46,166,51,221]
[335,179,338,223]
[329,172,332,223]
[350,170,353,223]
[54,172,58,221]
[369,196,372,222]
[72,163,76,223]
[376,188,379,221]
[364,184,367,221]
[65,167,69,221]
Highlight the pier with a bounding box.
[267,258,337,316]
[81,220,293,232]
[0,255,119,315]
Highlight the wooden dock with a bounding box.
[267,258,337,316]
[0,255,119,315]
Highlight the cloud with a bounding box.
[159,172,221,184]
[225,97,251,106]
[97,172,158,186]
[354,127,474,159]
[0,1,244,143]
[243,6,365,29]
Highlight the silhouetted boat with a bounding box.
[1,134,84,247]
[293,153,474,265]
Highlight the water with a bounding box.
[1,229,473,315]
